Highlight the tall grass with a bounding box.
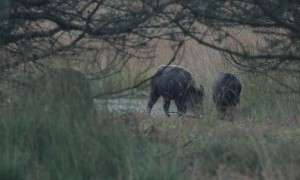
[0,69,184,180]
[0,110,183,179]
[0,30,299,179]
[108,37,300,179]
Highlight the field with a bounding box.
[0,35,300,180]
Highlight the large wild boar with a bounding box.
[147,65,204,117]
[212,73,242,114]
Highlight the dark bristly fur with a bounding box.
[147,65,204,117]
[212,73,242,114]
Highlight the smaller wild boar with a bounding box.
[212,73,242,115]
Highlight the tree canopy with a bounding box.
[1,0,299,93]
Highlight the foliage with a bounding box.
[0,1,300,179]
[176,0,300,93]
[1,0,299,94]
[0,70,184,180]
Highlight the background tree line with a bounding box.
[0,0,299,95]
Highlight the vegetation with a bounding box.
[0,0,299,179]
[0,44,298,179]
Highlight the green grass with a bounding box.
[0,40,299,179]
[134,113,300,180]
[1,64,299,179]
[0,71,185,180]
[0,83,299,179]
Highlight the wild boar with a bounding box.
[147,65,204,117]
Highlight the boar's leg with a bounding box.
[163,97,171,117]
[147,93,160,113]
[216,105,227,120]
[175,100,187,116]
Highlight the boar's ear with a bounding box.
[196,84,203,93]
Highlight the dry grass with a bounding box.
[2,22,299,179]
[115,30,300,179]
[126,110,300,180]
